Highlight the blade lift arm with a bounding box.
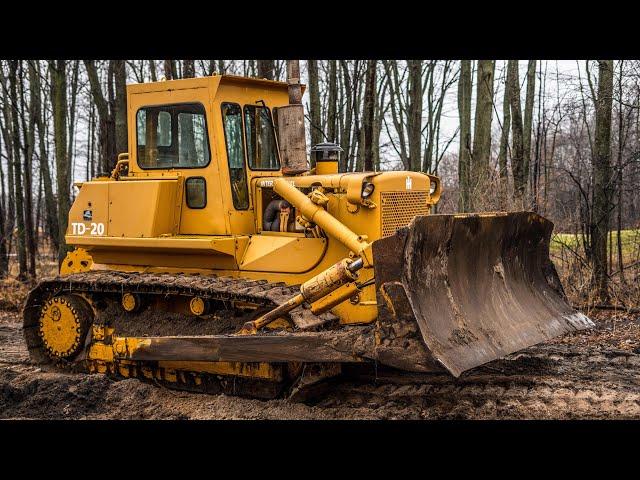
[239,179,373,334]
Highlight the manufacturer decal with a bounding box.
[259,179,296,188]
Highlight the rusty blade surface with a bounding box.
[373,212,593,377]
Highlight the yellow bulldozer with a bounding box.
[22,63,593,398]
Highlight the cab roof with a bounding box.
[126,74,304,96]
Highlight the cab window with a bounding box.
[221,103,249,210]
[244,105,280,170]
[136,103,210,169]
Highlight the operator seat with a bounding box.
[263,199,296,232]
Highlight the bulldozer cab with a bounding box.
[126,75,292,237]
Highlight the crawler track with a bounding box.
[23,271,336,365]
[21,271,338,398]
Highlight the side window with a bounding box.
[185,177,207,209]
[221,103,249,210]
[244,105,280,170]
[137,103,210,169]
[136,110,172,147]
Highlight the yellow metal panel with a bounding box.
[67,182,109,235]
[108,180,179,237]
[240,235,326,273]
[66,235,243,253]
[88,342,114,362]
[158,361,281,380]
[66,235,248,270]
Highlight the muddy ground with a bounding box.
[1,307,640,419]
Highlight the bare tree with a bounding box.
[471,60,495,194]
[84,60,116,173]
[326,60,338,143]
[148,60,157,82]
[0,62,16,267]
[7,61,28,279]
[508,60,526,204]
[497,64,511,206]
[362,60,377,171]
[257,60,275,80]
[28,60,58,249]
[407,60,423,171]
[49,60,71,265]
[183,60,195,79]
[19,61,37,278]
[591,60,614,301]
[458,60,472,212]
[523,60,537,197]
[163,60,177,80]
[113,60,128,156]
[307,60,323,152]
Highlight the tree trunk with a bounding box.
[497,65,511,207]
[362,60,377,172]
[163,60,177,80]
[591,60,614,301]
[307,60,323,155]
[616,60,625,284]
[457,60,472,212]
[29,60,59,249]
[471,60,495,192]
[183,60,195,78]
[0,117,7,277]
[0,64,16,260]
[148,60,157,82]
[19,61,37,278]
[113,60,128,156]
[67,61,80,185]
[507,60,525,204]
[84,60,116,174]
[373,70,387,171]
[8,61,28,279]
[407,60,423,171]
[257,60,275,80]
[523,60,537,198]
[339,61,353,173]
[327,60,338,143]
[49,60,71,266]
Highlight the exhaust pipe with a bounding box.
[277,60,309,175]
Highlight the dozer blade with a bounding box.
[372,211,593,377]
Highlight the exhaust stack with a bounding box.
[277,60,309,175]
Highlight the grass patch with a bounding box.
[551,229,640,262]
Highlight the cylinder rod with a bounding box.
[239,258,364,334]
[273,178,372,264]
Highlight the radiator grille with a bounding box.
[380,191,429,238]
